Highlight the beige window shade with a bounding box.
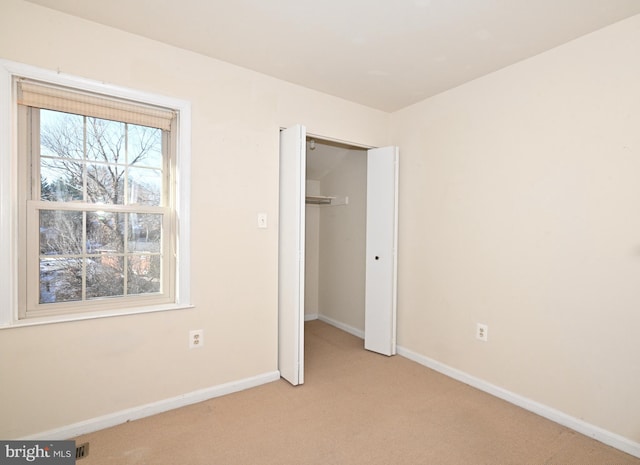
[17,79,175,131]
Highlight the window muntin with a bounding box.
[18,81,176,318]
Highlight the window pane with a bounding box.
[39,257,82,303]
[40,159,83,201]
[86,118,125,163]
[40,109,84,160]
[87,256,124,299]
[128,213,162,253]
[128,167,162,206]
[22,83,175,316]
[128,125,162,168]
[87,211,124,253]
[128,255,161,295]
[39,210,83,255]
[87,164,125,204]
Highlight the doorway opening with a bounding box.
[304,137,368,337]
[278,125,398,386]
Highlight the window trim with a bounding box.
[0,59,193,328]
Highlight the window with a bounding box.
[0,61,191,325]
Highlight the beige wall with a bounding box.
[318,149,368,330]
[391,14,640,442]
[0,0,389,438]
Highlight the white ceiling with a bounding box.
[26,0,640,112]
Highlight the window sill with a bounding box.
[0,303,195,330]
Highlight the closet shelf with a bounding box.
[306,195,333,205]
[305,195,349,206]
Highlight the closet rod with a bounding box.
[305,195,349,206]
[305,195,333,205]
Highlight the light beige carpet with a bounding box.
[74,320,639,464]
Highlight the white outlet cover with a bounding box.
[189,329,204,349]
[476,323,488,342]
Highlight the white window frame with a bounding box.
[0,60,192,327]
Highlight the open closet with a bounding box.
[278,125,398,386]
[304,138,368,335]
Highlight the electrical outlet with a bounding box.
[476,323,488,342]
[189,329,204,349]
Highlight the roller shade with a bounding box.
[17,78,175,131]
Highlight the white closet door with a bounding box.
[364,146,399,356]
[278,125,306,385]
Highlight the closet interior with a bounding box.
[304,137,368,335]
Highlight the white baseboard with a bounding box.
[317,314,364,339]
[22,370,281,441]
[396,345,640,459]
[304,313,319,322]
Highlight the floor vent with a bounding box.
[76,442,89,460]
